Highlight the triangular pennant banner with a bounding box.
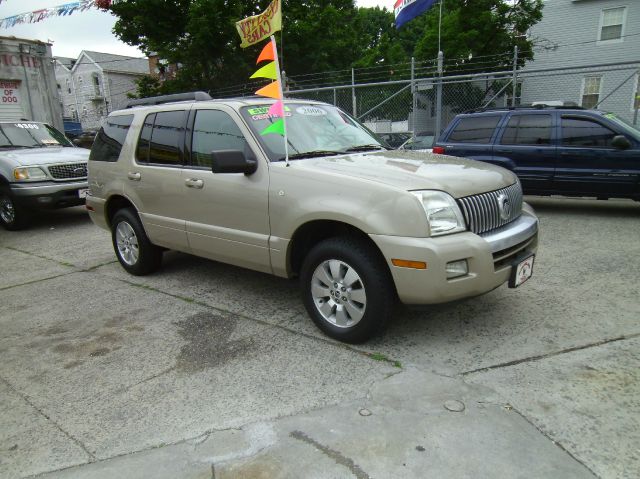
[255,81,281,100]
[268,100,284,118]
[250,61,277,80]
[260,118,285,136]
[257,41,276,64]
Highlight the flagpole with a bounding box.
[438,0,444,53]
[270,35,289,166]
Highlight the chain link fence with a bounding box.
[211,59,640,141]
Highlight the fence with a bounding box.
[211,57,640,140]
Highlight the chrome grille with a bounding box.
[458,182,523,234]
[47,163,87,180]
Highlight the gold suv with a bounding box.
[86,93,539,343]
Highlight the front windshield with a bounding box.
[0,122,73,149]
[240,103,384,161]
[603,113,640,140]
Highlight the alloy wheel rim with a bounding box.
[115,221,139,266]
[311,259,367,328]
[0,196,15,224]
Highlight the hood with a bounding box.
[291,150,517,198]
[0,146,89,167]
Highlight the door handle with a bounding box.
[184,178,204,189]
[127,172,141,181]
[495,148,513,154]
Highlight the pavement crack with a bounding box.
[461,333,640,376]
[509,405,600,478]
[0,375,96,462]
[0,271,77,292]
[290,430,371,479]
[4,246,77,268]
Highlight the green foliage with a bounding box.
[108,0,543,98]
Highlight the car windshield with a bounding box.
[603,113,640,140]
[240,103,385,161]
[0,122,73,149]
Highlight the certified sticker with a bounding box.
[296,106,327,116]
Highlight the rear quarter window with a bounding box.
[448,116,501,143]
[89,115,134,162]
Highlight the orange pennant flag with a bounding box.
[257,41,276,64]
[255,81,281,100]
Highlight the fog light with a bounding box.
[446,259,468,279]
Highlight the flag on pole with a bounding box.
[235,0,282,48]
[394,0,438,29]
[250,38,289,163]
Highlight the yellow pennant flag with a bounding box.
[235,0,282,49]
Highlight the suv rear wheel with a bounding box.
[0,187,29,231]
[300,237,394,343]
[111,208,162,275]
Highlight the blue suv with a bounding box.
[433,106,639,200]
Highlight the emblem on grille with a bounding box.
[73,167,85,175]
[497,193,511,220]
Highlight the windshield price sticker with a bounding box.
[296,106,327,116]
[41,139,59,145]
[248,106,291,121]
[14,123,39,130]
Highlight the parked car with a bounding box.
[433,106,640,200]
[72,130,98,149]
[0,121,89,230]
[400,132,435,152]
[378,132,411,149]
[87,93,539,343]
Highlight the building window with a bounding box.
[78,76,84,86]
[66,78,71,94]
[82,106,88,117]
[581,76,602,109]
[599,7,626,42]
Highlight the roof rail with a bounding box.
[465,103,586,114]
[126,91,212,108]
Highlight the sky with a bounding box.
[0,0,393,59]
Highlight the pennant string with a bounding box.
[0,0,123,29]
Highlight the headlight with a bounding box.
[14,167,48,181]
[412,190,466,236]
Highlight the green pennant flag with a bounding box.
[260,118,285,136]
[250,61,277,80]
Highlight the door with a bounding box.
[125,110,189,251]
[181,107,271,273]
[493,113,556,193]
[439,114,502,163]
[555,115,638,197]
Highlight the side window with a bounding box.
[448,116,501,144]
[561,117,617,148]
[148,110,186,166]
[191,109,249,168]
[89,114,134,162]
[136,113,155,163]
[501,115,552,146]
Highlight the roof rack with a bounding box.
[126,91,212,108]
[465,103,586,114]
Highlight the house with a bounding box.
[55,51,148,130]
[522,0,640,122]
[0,36,64,131]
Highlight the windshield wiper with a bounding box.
[0,145,39,149]
[342,144,386,153]
[276,150,342,161]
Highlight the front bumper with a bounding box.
[370,204,539,305]
[9,180,88,210]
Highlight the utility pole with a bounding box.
[512,45,519,107]
[411,57,417,138]
[351,68,357,117]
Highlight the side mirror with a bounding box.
[211,150,257,175]
[73,138,82,146]
[611,135,632,150]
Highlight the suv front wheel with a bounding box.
[0,187,29,231]
[300,237,394,343]
[111,208,162,275]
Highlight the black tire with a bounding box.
[111,208,162,275]
[300,236,394,343]
[0,187,30,231]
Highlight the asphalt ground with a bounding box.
[0,197,638,478]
